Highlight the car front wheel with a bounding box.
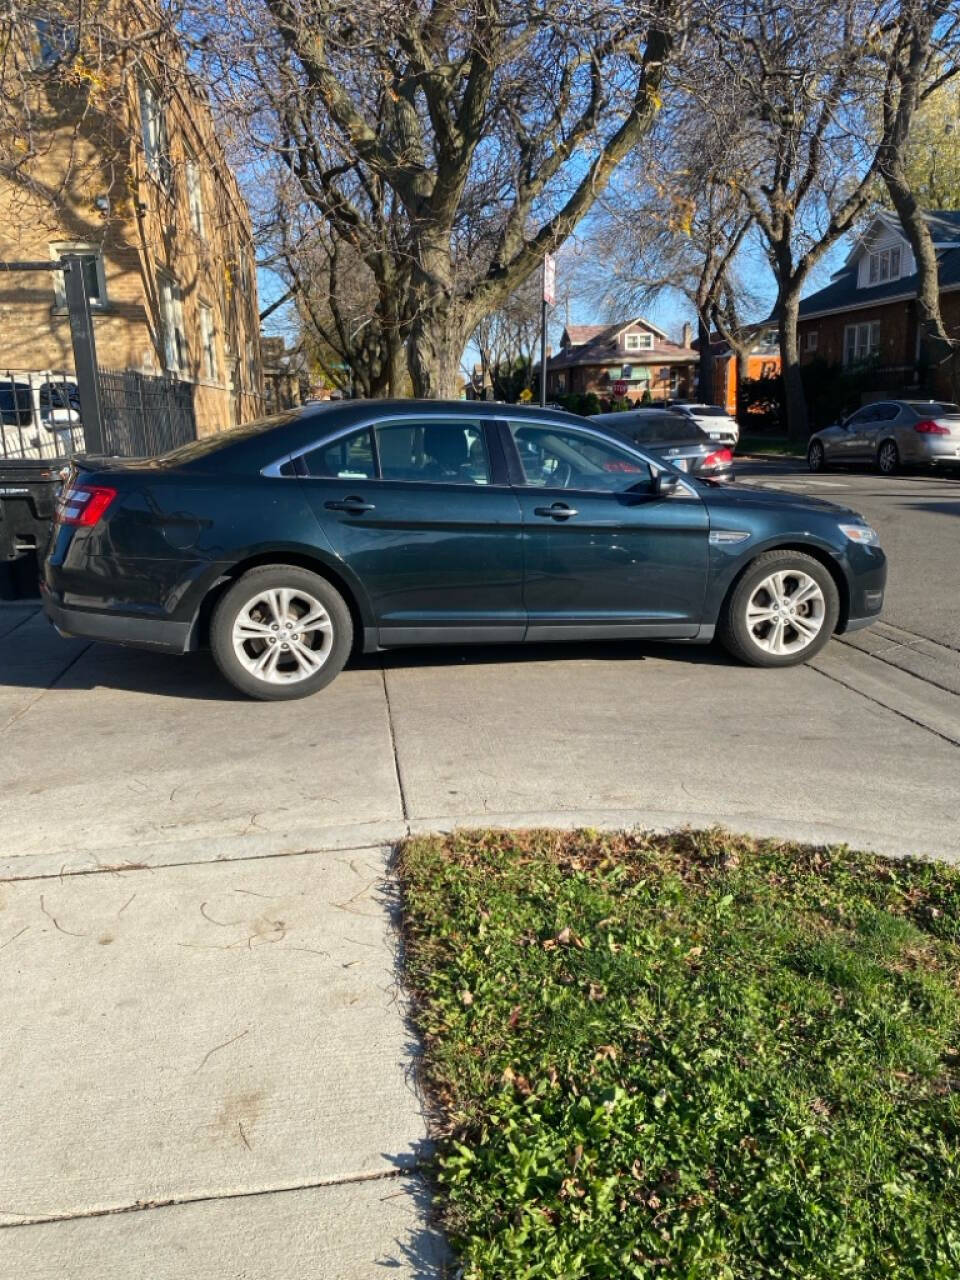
[718,551,840,668]
[210,565,353,700]
[807,439,825,472]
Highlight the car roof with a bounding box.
[166,398,595,472]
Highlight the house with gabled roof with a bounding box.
[796,210,960,396]
[541,315,698,403]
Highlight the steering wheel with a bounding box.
[544,458,573,488]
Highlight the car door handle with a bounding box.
[324,497,376,513]
[534,503,578,520]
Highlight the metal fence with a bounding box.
[0,367,197,461]
[98,369,196,457]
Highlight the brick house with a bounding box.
[696,329,781,413]
[796,210,960,397]
[542,316,698,403]
[0,11,263,435]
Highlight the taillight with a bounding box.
[703,448,733,468]
[914,419,950,435]
[57,484,117,526]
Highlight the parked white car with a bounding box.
[0,373,84,460]
[669,402,740,446]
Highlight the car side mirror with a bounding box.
[653,471,680,498]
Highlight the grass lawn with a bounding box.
[398,829,960,1279]
[737,436,807,457]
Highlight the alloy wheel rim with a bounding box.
[809,443,823,469]
[879,443,896,473]
[746,570,826,656]
[231,587,333,683]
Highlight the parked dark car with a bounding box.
[592,408,735,481]
[42,401,886,700]
[808,399,960,475]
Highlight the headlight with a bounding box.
[839,523,880,546]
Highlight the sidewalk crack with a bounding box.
[380,664,410,825]
[0,1166,422,1229]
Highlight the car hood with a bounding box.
[701,479,863,522]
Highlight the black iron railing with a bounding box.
[0,367,197,461]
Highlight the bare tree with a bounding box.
[699,0,897,440]
[195,0,686,398]
[876,0,960,393]
[470,273,542,399]
[589,94,755,405]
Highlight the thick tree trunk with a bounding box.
[407,319,466,398]
[696,314,715,405]
[779,292,809,442]
[882,164,957,394]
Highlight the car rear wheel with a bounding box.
[877,439,899,475]
[807,439,825,472]
[718,550,839,668]
[210,565,353,700]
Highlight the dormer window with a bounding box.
[624,332,653,352]
[868,246,901,285]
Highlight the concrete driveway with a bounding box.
[2,477,959,1276]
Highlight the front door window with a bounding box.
[508,423,651,491]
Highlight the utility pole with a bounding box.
[540,254,555,408]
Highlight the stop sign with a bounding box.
[613,380,627,397]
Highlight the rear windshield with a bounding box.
[905,401,960,417]
[689,406,731,417]
[155,411,301,464]
[619,414,704,444]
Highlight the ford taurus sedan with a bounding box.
[42,401,886,700]
[807,399,960,475]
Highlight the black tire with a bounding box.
[877,438,899,476]
[210,565,353,700]
[718,550,840,668]
[807,439,825,472]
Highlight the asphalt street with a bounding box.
[737,458,960,652]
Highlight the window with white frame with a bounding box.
[806,330,818,352]
[139,75,171,187]
[185,149,205,237]
[198,302,217,380]
[158,273,187,372]
[867,246,902,285]
[51,243,107,309]
[843,321,881,366]
[624,331,654,352]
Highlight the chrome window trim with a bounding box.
[260,412,495,483]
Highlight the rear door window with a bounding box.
[375,420,491,485]
[301,428,376,479]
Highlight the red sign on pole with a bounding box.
[543,254,556,306]
[613,379,628,397]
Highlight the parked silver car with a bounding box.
[807,399,960,475]
[590,408,735,481]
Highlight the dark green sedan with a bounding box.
[42,401,886,700]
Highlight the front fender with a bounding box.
[702,530,854,624]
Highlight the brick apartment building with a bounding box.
[796,210,960,397]
[542,316,698,403]
[0,9,263,436]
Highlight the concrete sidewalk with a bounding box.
[2,605,960,1277]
